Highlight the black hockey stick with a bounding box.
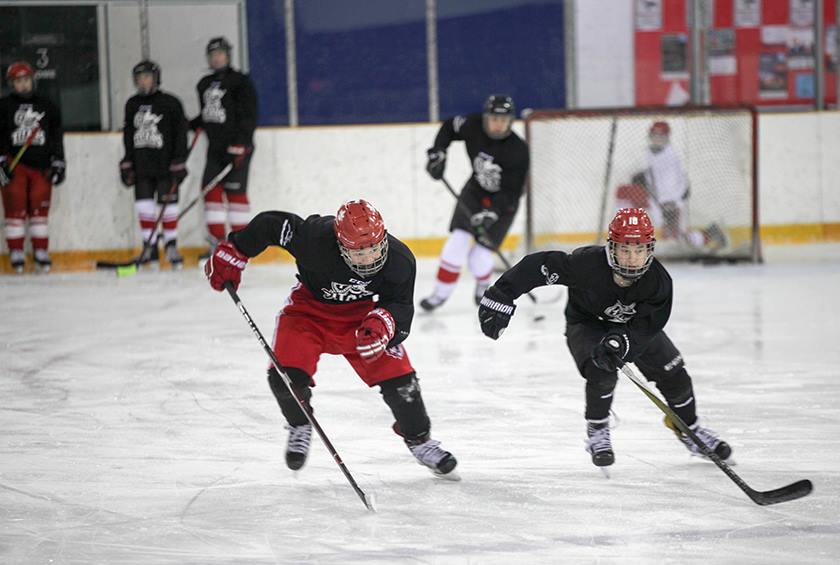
[222,281,376,512]
[96,130,204,271]
[617,360,812,506]
[439,177,541,308]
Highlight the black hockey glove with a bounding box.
[478,286,516,340]
[49,159,66,186]
[591,332,630,372]
[119,160,135,188]
[0,156,11,188]
[169,160,188,186]
[425,148,446,180]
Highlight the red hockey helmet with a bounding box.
[6,61,34,82]
[334,199,388,277]
[648,120,670,152]
[607,208,655,280]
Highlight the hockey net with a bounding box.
[522,106,760,263]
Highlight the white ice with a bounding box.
[2,245,840,564]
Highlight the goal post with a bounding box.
[522,106,760,263]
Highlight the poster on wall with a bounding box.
[827,26,837,71]
[734,0,761,27]
[786,27,815,70]
[759,52,788,98]
[661,34,688,77]
[708,29,737,75]
[635,0,662,31]
[790,0,815,27]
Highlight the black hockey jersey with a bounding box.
[0,92,64,170]
[229,211,416,346]
[192,68,257,156]
[122,90,188,176]
[431,113,530,212]
[494,246,673,357]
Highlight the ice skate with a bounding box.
[406,434,459,480]
[285,423,312,471]
[419,294,447,312]
[34,249,51,273]
[585,419,614,476]
[164,239,184,270]
[138,240,160,267]
[704,223,729,252]
[9,249,25,274]
[665,416,732,461]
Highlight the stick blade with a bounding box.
[750,479,813,506]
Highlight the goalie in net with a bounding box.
[616,120,727,253]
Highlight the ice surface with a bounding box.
[2,245,839,564]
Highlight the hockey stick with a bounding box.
[594,116,618,244]
[96,131,204,272]
[439,177,542,310]
[222,281,375,512]
[616,360,812,506]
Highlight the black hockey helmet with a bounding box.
[206,36,233,55]
[132,60,161,90]
[482,94,515,139]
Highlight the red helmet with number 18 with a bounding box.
[334,200,388,277]
[607,208,655,280]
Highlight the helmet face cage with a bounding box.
[482,95,515,140]
[607,207,656,279]
[648,121,670,152]
[132,61,160,93]
[606,240,655,279]
[338,237,389,277]
[6,62,34,93]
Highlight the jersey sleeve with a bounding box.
[48,100,65,162]
[492,250,577,299]
[171,97,188,162]
[496,141,529,210]
[234,75,258,147]
[625,272,672,356]
[228,211,307,258]
[431,114,470,150]
[0,100,11,156]
[376,253,416,347]
[122,99,135,161]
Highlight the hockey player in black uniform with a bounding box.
[477,208,731,469]
[190,36,257,256]
[204,199,458,478]
[0,61,65,273]
[420,94,530,310]
[119,61,189,267]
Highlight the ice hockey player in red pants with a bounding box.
[477,208,731,471]
[205,199,458,478]
[0,61,65,273]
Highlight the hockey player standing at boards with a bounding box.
[119,61,189,267]
[420,94,530,310]
[0,61,65,274]
[476,208,731,470]
[204,199,459,478]
[190,36,257,258]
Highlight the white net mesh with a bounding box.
[523,107,759,262]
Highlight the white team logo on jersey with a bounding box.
[541,264,559,285]
[321,278,374,302]
[12,105,46,146]
[202,82,227,123]
[604,300,637,323]
[133,106,164,149]
[473,152,502,192]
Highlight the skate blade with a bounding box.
[598,466,611,479]
[432,469,461,481]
